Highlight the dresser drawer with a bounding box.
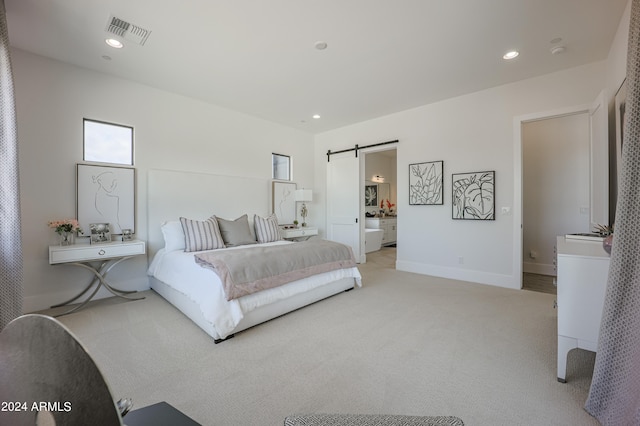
[49,240,146,264]
[280,227,318,239]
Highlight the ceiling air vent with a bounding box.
[105,15,151,46]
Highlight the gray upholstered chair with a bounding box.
[284,413,464,426]
[0,314,123,426]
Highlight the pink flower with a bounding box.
[48,219,82,234]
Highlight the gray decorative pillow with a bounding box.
[180,216,225,252]
[215,214,257,247]
[254,214,282,243]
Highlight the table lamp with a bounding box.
[295,189,312,227]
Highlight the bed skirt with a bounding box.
[149,275,357,342]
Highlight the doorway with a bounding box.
[522,113,590,293]
[363,149,397,267]
[515,92,608,291]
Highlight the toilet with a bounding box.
[365,228,384,253]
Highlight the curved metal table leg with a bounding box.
[50,260,110,308]
[95,257,139,294]
[52,256,145,317]
[54,275,108,316]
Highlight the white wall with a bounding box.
[13,49,315,312]
[314,61,607,289]
[314,0,631,289]
[522,113,590,275]
[14,0,631,309]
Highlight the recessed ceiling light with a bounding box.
[102,55,112,61]
[105,38,123,48]
[312,114,321,119]
[503,50,519,60]
[314,41,328,50]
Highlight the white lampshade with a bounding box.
[295,189,313,202]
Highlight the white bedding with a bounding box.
[148,240,362,339]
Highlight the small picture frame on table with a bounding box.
[90,223,111,244]
[121,228,133,241]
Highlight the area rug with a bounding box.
[284,413,464,426]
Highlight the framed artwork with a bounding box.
[365,184,378,207]
[83,118,134,165]
[452,170,495,220]
[272,181,297,225]
[272,153,291,181]
[77,164,136,235]
[409,161,443,205]
[89,223,111,244]
[615,78,626,185]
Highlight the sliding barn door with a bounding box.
[326,152,361,262]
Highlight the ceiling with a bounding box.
[5,0,629,134]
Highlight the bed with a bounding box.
[147,169,362,342]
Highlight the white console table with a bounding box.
[48,240,146,316]
[280,227,318,241]
[556,236,610,383]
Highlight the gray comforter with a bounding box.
[194,239,357,300]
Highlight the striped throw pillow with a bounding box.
[179,216,225,252]
[254,214,282,243]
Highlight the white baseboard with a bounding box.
[395,260,520,290]
[522,262,556,276]
[24,276,150,314]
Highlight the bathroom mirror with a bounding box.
[378,183,390,205]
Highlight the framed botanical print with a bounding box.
[365,184,378,207]
[409,161,443,205]
[452,170,495,220]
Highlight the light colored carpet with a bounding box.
[47,252,597,426]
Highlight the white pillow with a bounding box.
[161,221,186,252]
[254,214,282,243]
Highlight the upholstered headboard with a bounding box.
[147,169,271,259]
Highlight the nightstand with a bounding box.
[280,227,318,241]
[48,240,146,316]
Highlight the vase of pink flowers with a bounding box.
[48,219,82,246]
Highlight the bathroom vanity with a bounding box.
[365,217,397,246]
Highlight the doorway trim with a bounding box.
[514,102,592,289]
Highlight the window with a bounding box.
[272,153,291,181]
[83,119,134,165]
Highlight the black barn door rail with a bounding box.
[326,139,398,162]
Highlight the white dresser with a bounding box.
[365,218,397,246]
[556,236,610,383]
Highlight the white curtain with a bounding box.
[0,0,23,330]
[585,0,640,423]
